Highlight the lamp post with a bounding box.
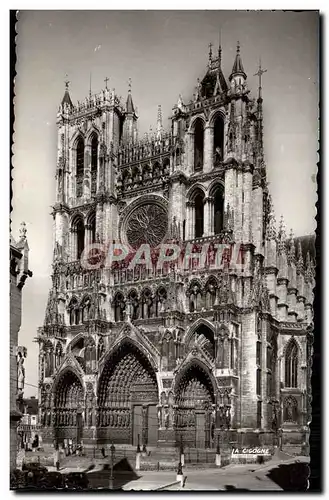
[109,442,115,490]
[271,399,280,449]
[179,434,184,466]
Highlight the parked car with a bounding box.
[64,472,89,490]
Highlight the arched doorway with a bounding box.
[97,342,158,446]
[175,363,215,449]
[53,370,84,445]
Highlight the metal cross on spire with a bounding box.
[254,58,267,91]
[128,77,132,92]
[64,74,70,89]
[104,76,109,90]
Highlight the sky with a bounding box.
[11,10,319,397]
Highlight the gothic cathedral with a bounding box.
[37,43,314,454]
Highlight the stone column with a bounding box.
[83,144,91,200]
[187,131,194,176]
[204,125,214,173]
[203,197,210,237]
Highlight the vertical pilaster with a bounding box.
[252,185,263,254]
[204,125,214,173]
[242,166,253,243]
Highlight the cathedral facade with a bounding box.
[37,43,314,453]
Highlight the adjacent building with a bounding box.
[10,223,32,470]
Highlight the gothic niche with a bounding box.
[283,396,298,424]
[205,277,218,308]
[187,280,202,312]
[213,114,224,166]
[141,288,153,319]
[194,118,204,172]
[113,292,125,322]
[175,364,215,448]
[125,203,168,249]
[43,340,54,378]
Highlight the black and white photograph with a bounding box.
[9,9,319,491]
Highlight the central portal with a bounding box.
[97,342,158,445]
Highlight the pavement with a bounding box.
[44,454,309,491]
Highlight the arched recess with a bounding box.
[141,288,154,319]
[53,369,84,444]
[90,132,98,195]
[194,118,204,172]
[213,114,225,166]
[285,339,299,388]
[76,136,84,198]
[191,188,205,238]
[209,184,224,235]
[71,215,85,260]
[113,292,125,322]
[43,340,54,378]
[174,360,216,448]
[97,341,159,445]
[86,211,96,246]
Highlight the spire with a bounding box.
[296,240,304,275]
[208,42,213,67]
[277,215,286,255]
[61,77,73,108]
[126,78,135,114]
[265,196,276,241]
[287,229,296,265]
[305,251,315,283]
[156,104,163,138]
[254,57,267,101]
[218,29,222,68]
[229,41,247,81]
[254,59,267,161]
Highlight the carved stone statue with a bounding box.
[17,350,26,394]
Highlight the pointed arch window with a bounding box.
[285,341,298,388]
[114,292,125,322]
[194,119,204,172]
[69,298,78,326]
[76,219,85,260]
[156,287,167,316]
[76,137,84,198]
[194,192,204,238]
[91,134,98,195]
[213,115,224,166]
[213,186,224,234]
